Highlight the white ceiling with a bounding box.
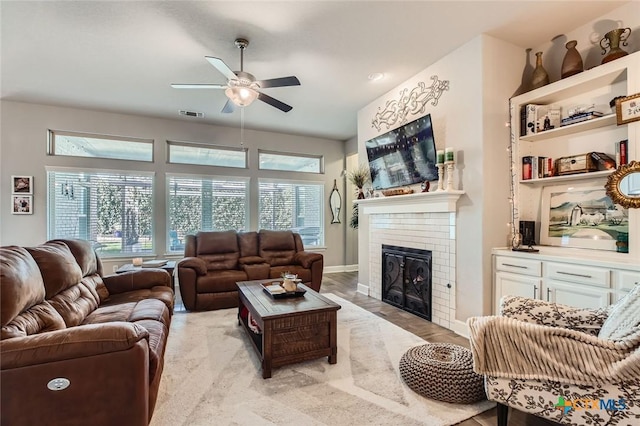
[0,1,627,141]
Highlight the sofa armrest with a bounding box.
[499,295,610,336]
[293,251,323,269]
[177,256,207,275]
[103,269,171,294]
[1,322,149,369]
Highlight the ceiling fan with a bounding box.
[171,38,300,113]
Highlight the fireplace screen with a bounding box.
[381,245,432,321]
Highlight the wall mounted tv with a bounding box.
[366,114,438,190]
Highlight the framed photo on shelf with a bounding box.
[540,184,628,252]
[12,195,33,215]
[11,175,33,194]
[616,93,640,125]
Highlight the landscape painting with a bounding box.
[540,185,629,251]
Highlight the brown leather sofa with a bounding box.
[0,239,174,426]
[177,230,323,311]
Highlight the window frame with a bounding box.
[46,166,156,258]
[166,173,250,253]
[257,177,325,247]
[258,149,324,174]
[166,140,248,169]
[48,130,154,162]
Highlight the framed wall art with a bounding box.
[12,195,33,215]
[616,93,640,125]
[12,175,33,194]
[540,184,628,251]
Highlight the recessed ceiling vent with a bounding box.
[179,110,204,118]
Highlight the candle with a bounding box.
[445,147,454,162]
[436,150,445,164]
[132,257,143,267]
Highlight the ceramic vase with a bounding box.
[531,51,549,90]
[561,40,583,79]
[357,187,365,199]
[600,28,631,64]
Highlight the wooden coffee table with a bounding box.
[236,280,341,379]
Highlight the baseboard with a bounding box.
[324,265,359,274]
[356,282,369,296]
[450,319,469,338]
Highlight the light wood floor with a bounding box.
[320,271,558,426]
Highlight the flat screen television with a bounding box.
[365,114,438,190]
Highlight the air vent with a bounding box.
[179,110,204,118]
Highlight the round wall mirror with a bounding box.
[605,161,640,209]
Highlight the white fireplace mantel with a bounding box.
[355,190,464,215]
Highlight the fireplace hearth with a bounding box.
[381,245,432,321]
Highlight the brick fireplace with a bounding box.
[355,191,463,329]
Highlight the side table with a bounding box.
[115,261,176,291]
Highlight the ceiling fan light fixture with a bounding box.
[225,86,258,107]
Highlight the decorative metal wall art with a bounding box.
[371,75,449,131]
[329,179,342,224]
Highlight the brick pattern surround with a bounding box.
[356,191,463,330]
[369,212,456,328]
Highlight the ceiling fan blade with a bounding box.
[257,92,293,113]
[171,83,226,89]
[221,99,236,114]
[257,76,301,89]
[205,56,237,81]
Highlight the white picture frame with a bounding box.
[12,195,33,215]
[12,175,33,194]
[540,184,628,252]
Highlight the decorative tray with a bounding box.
[261,282,306,299]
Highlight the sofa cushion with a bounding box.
[598,284,640,341]
[197,270,248,293]
[50,239,109,301]
[1,301,66,339]
[48,279,102,327]
[0,246,46,329]
[238,231,259,257]
[83,298,171,329]
[26,241,83,299]
[196,230,238,255]
[259,230,296,266]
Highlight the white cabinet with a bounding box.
[493,251,640,313]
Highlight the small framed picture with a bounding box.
[12,195,33,215]
[616,93,640,125]
[12,176,33,194]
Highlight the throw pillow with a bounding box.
[598,284,640,341]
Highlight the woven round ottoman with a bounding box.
[399,343,485,403]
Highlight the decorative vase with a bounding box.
[357,187,365,199]
[561,40,583,79]
[600,28,631,64]
[531,51,549,90]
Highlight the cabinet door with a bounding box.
[612,270,640,301]
[545,280,611,309]
[495,271,541,313]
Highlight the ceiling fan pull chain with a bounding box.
[240,107,245,146]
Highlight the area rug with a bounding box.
[150,294,494,426]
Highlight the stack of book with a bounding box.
[522,156,554,180]
[560,111,604,126]
[615,140,628,166]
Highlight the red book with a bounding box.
[522,156,533,180]
[620,140,628,165]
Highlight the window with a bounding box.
[47,169,154,257]
[167,141,247,168]
[258,179,324,247]
[258,150,323,173]
[48,130,153,162]
[167,175,249,252]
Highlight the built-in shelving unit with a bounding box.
[494,51,640,313]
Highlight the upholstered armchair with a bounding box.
[467,289,640,426]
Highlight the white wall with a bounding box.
[357,34,523,321]
[0,101,347,269]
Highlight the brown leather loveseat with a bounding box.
[177,230,323,311]
[0,239,174,426]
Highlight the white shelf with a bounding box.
[519,170,613,186]
[520,114,617,142]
